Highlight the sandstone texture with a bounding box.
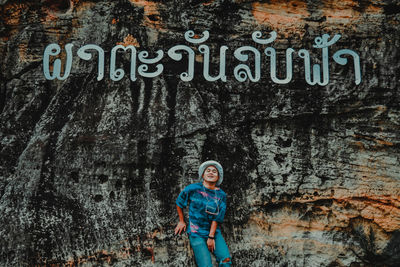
[0,0,399,266]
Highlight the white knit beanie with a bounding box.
[198,160,224,186]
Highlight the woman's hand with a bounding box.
[207,238,215,252]
[175,221,186,235]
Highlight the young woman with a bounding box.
[175,160,231,266]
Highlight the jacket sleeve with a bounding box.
[176,185,191,208]
[214,192,227,223]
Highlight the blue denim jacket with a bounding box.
[176,182,227,237]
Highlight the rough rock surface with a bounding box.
[1,0,400,266]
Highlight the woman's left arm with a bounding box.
[208,192,227,251]
[214,193,227,223]
[207,221,218,252]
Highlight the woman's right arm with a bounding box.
[174,205,186,235]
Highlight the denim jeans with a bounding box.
[189,231,231,267]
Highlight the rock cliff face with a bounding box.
[1,0,399,266]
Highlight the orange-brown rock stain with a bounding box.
[1,3,25,26]
[346,114,399,224]
[323,0,382,24]
[353,133,394,148]
[1,3,27,41]
[128,0,165,31]
[251,1,308,37]
[251,0,383,36]
[144,247,155,263]
[116,34,141,47]
[247,195,397,254]
[18,43,33,63]
[203,0,215,6]
[40,0,92,45]
[276,194,400,233]
[38,1,89,71]
[72,1,95,14]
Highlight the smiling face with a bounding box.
[202,165,219,184]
